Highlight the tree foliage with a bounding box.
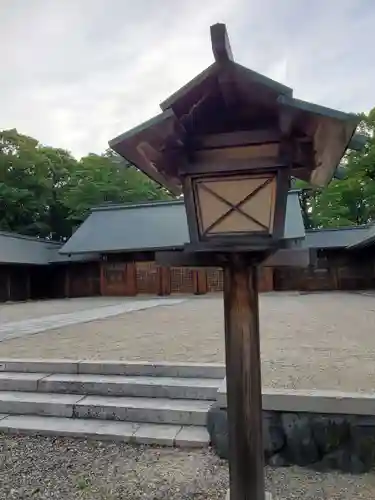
[2,107,375,239]
[296,108,375,229]
[0,129,171,240]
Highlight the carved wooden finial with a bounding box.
[210,23,234,63]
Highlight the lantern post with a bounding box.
[109,23,360,500]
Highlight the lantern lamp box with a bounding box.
[109,23,359,255]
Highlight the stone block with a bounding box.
[0,391,82,417]
[175,425,210,447]
[74,396,211,426]
[207,405,229,459]
[133,423,180,446]
[268,452,289,467]
[281,413,319,466]
[263,412,285,457]
[78,360,225,379]
[39,373,220,400]
[0,359,79,374]
[317,448,367,474]
[216,385,375,416]
[310,415,350,455]
[0,415,138,442]
[351,418,375,470]
[207,406,286,461]
[216,377,227,407]
[209,403,375,473]
[0,372,45,392]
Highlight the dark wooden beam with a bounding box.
[155,247,311,268]
[155,250,228,268]
[210,23,234,63]
[182,175,201,244]
[160,63,217,111]
[192,129,282,149]
[278,106,295,136]
[157,247,269,266]
[218,66,238,110]
[102,252,156,263]
[264,247,312,267]
[273,167,290,241]
[224,255,265,499]
[109,108,183,196]
[179,157,286,176]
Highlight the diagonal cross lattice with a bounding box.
[200,177,273,235]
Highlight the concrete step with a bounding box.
[0,372,221,400]
[75,395,211,425]
[0,391,212,426]
[0,391,83,418]
[0,359,225,379]
[0,372,46,392]
[0,414,209,447]
[39,374,221,400]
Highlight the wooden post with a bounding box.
[125,263,137,296]
[157,266,171,296]
[26,268,31,300]
[193,269,208,295]
[100,262,106,296]
[223,254,265,500]
[64,266,70,298]
[6,268,11,301]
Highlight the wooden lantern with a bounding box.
[108,22,360,500]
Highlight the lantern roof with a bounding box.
[109,23,360,195]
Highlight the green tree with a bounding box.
[0,129,171,240]
[296,109,375,228]
[0,129,76,238]
[64,151,171,228]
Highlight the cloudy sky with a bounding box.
[1,0,375,158]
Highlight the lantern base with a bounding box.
[225,491,274,500]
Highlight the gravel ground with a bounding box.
[1,292,375,392]
[0,435,375,500]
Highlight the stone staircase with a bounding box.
[0,359,225,447]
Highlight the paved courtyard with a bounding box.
[1,292,375,392]
[0,297,184,342]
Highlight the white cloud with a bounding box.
[1,0,375,157]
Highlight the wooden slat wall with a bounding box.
[0,267,10,302]
[158,266,171,296]
[100,262,275,296]
[2,248,375,303]
[100,262,136,296]
[64,262,101,298]
[274,249,375,292]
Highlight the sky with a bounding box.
[1,0,375,158]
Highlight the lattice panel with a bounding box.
[195,174,276,236]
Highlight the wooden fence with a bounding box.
[99,261,274,296]
[1,249,375,303]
